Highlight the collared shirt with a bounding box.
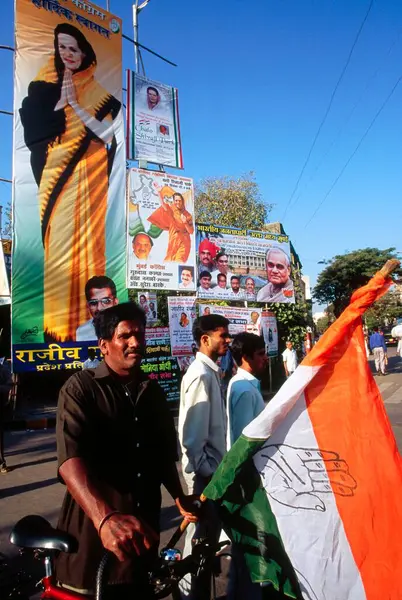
[227,288,246,300]
[227,368,265,448]
[197,286,215,297]
[178,352,226,483]
[76,319,96,341]
[282,348,298,372]
[256,279,294,303]
[82,358,101,370]
[369,332,386,351]
[55,361,177,591]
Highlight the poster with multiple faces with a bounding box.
[196,224,295,304]
[127,168,196,292]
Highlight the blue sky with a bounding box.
[1,0,401,303]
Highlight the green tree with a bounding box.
[195,172,273,229]
[364,290,402,330]
[313,248,401,317]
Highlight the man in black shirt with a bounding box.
[56,303,197,598]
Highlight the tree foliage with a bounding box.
[195,172,273,229]
[313,248,402,317]
[364,290,402,330]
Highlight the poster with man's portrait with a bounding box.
[12,0,126,372]
[127,72,183,168]
[127,168,196,291]
[195,224,295,304]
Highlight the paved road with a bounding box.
[1,348,401,597]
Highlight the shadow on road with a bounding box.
[0,478,59,499]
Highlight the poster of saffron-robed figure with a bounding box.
[127,168,196,291]
[12,0,126,373]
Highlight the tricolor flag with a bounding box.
[203,270,402,599]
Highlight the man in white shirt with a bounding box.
[211,252,234,286]
[226,332,267,599]
[227,275,245,300]
[178,314,231,599]
[76,276,119,341]
[197,270,214,297]
[82,348,101,370]
[282,340,298,377]
[178,267,195,290]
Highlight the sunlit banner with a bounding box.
[259,310,279,357]
[198,304,262,337]
[127,168,196,291]
[167,296,197,356]
[12,0,126,372]
[196,224,295,304]
[126,71,183,168]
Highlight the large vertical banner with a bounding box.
[127,168,196,291]
[126,71,183,169]
[259,311,279,357]
[167,296,197,356]
[12,0,126,372]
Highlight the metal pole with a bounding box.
[105,0,110,10]
[133,0,139,72]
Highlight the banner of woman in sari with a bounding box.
[127,168,196,290]
[12,0,126,372]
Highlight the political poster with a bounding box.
[168,296,197,356]
[142,327,180,402]
[12,0,126,372]
[199,305,262,337]
[196,224,295,304]
[137,291,158,326]
[126,71,183,168]
[259,310,279,357]
[127,168,196,291]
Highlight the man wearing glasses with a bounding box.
[256,248,295,303]
[76,276,119,341]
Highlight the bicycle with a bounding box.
[5,514,230,600]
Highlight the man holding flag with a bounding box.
[195,260,402,600]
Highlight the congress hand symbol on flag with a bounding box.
[256,444,357,512]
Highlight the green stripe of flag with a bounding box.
[204,435,301,598]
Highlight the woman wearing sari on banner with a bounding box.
[20,24,121,342]
[148,184,194,262]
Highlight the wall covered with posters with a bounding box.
[12,0,126,373]
[196,224,295,304]
[198,305,262,337]
[127,168,196,291]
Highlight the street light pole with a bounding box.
[133,0,152,72]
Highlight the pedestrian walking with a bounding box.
[226,332,268,600]
[369,326,387,375]
[55,303,198,599]
[178,314,231,600]
[282,340,298,378]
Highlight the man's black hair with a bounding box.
[231,275,240,282]
[231,332,265,365]
[94,302,146,341]
[192,315,230,345]
[85,275,116,301]
[133,233,153,247]
[199,270,212,280]
[373,326,379,332]
[217,273,227,281]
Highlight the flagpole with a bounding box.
[133,0,152,73]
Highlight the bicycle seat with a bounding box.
[10,515,78,553]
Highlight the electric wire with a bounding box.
[281,0,374,221]
[303,73,402,229]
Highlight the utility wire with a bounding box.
[282,0,374,221]
[303,73,402,229]
[286,26,402,213]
